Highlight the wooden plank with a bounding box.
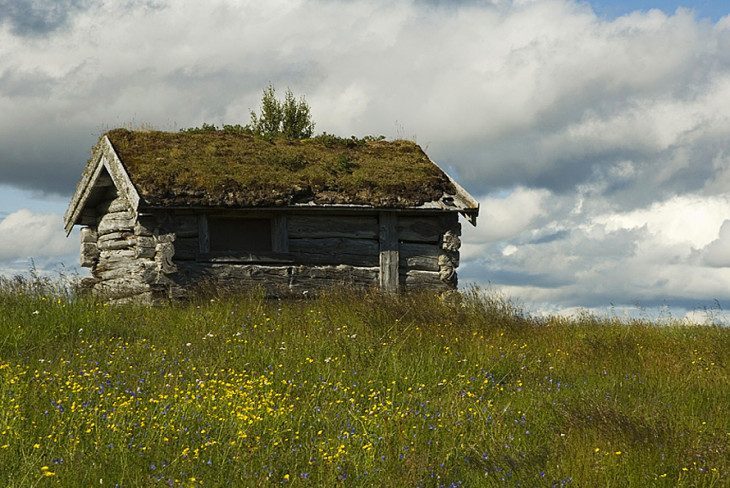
[198,215,209,253]
[397,216,444,243]
[64,149,105,233]
[288,215,378,239]
[80,243,98,268]
[205,253,293,264]
[399,242,440,271]
[173,263,292,293]
[98,238,135,251]
[289,265,378,293]
[98,218,135,235]
[161,214,198,237]
[174,236,198,261]
[379,212,399,292]
[102,136,141,212]
[272,214,288,252]
[289,237,379,267]
[399,270,453,291]
[80,227,97,243]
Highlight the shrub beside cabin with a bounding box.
[64,129,479,303]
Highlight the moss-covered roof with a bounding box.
[105,129,458,209]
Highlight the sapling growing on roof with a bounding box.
[249,85,314,139]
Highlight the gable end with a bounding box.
[64,136,141,234]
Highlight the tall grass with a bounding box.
[0,283,727,487]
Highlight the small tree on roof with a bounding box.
[250,85,314,139]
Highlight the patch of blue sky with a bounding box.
[586,0,729,21]
[0,184,69,218]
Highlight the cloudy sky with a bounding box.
[1,0,729,318]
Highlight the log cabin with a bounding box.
[64,129,479,303]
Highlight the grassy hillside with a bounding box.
[0,283,727,487]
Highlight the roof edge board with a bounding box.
[101,136,141,212]
[63,146,105,234]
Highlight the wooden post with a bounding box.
[272,214,288,252]
[379,211,399,292]
[198,215,209,254]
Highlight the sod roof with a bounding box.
[105,129,461,209]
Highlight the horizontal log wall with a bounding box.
[166,212,382,298]
[397,214,461,292]
[288,214,380,267]
[168,263,379,298]
[80,208,465,302]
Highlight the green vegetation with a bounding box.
[248,85,314,139]
[0,280,727,487]
[183,85,314,139]
[106,128,453,208]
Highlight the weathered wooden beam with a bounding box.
[198,215,209,254]
[288,215,378,239]
[400,270,453,291]
[101,137,141,212]
[272,214,288,252]
[159,214,198,237]
[379,211,399,292]
[289,265,378,292]
[398,216,445,243]
[289,237,379,267]
[399,242,440,271]
[64,145,105,233]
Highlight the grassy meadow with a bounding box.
[0,281,727,487]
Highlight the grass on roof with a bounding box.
[105,129,456,208]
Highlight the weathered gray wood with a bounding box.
[172,263,291,293]
[399,242,440,271]
[80,243,98,268]
[98,219,135,235]
[398,216,444,243]
[97,261,156,282]
[400,256,438,272]
[441,230,461,251]
[97,231,130,243]
[289,265,378,293]
[63,145,105,233]
[160,214,197,237]
[101,137,141,212]
[272,214,288,252]
[288,215,378,239]
[379,212,399,292]
[97,249,136,262]
[438,251,460,268]
[400,270,453,291]
[398,215,460,242]
[98,238,135,251]
[80,227,97,243]
[198,215,209,253]
[290,238,379,267]
[96,196,130,214]
[174,236,198,261]
[155,236,177,274]
[206,254,293,264]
